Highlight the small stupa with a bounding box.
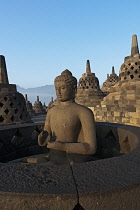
[43,102,48,112]
[25,94,36,116]
[0,55,31,125]
[33,96,46,114]
[75,60,105,106]
[101,66,119,95]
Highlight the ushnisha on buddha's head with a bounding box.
[54,69,77,102]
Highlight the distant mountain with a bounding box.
[17,85,56,106]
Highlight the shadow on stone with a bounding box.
[73,203,85,210]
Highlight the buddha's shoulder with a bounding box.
[74,103,93,113]
[47,106,58,114]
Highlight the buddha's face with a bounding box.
[55,81,75,102]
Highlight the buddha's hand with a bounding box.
[38,131,51,146]
[47,141,56,149]
[47,141,65,151]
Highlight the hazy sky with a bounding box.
[1,0,140,88]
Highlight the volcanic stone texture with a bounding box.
[0,164,77,210]
[0,124,47,162]
[0,90,31,125]
[91,81,140,126]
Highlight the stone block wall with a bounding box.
[89,85,140,127]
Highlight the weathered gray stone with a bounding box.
[0,55,31,125]
[0,163,77,209]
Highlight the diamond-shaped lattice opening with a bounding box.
[131,66,134,70]
[135,62,138,65]
[123,136,131,152]
[0,116,4,122]
[10,102,13,107]
[4,109,9,115]
[4,97,8,101]
[20,115,23,120]
[127,71,130,75]
[124,76,127,80]
[11,116,15,122]
[138,75,140,78]
[15,109,18,114]
[0,103,4,107]
[135,70,138,74]
[130,75,134,79]
[73,203,85,210]
[128,63,131,66]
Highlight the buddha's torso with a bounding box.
[49,103,83,143]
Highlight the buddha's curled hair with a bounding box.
[54,69,77,89]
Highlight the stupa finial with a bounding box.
[0,55,9,84]
[131,34,139,56]
[112,66,115,74]
[86,60,91,73]
[25,94,28,101]
[37,96,39,101]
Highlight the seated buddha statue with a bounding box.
[27,69,97,164]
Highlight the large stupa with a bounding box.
[0,55,31,125]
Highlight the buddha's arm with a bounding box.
[47,141,94,154]
[78,107,97,154]
[38,111,51,146]
[47,108,97,155]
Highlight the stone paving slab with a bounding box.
[0,163,77,209]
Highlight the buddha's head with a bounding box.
[54,69,77,102]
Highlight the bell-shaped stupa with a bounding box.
[0,55,31,125]
[25,94,36,116]
[33,96,46,114]
[75,60,105,106]
[101,66,119,95]
[119,34,140,82]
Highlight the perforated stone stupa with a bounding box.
[120,34,140,81]
[92,34,140,126]
[101,66,119,95]
[25,94,36,116]
[33,96,46,114]
[75,60,105,106]
[0,55,31,125]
